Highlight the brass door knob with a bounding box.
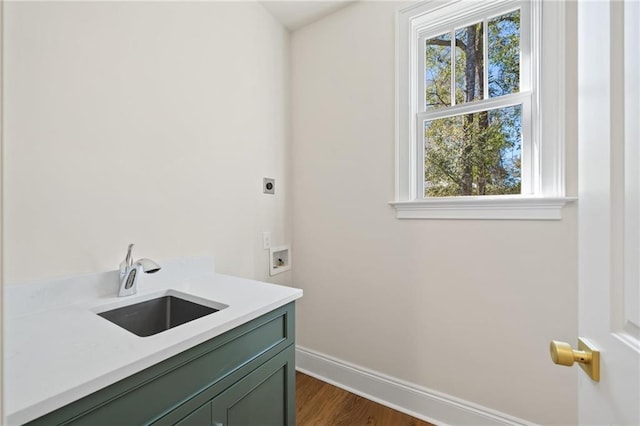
[550,340,591,366]
[549,338,600,381]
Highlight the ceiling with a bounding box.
[260,1,356,31]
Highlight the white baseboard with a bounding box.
[295,346,534,426]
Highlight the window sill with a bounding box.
[389,196,577,220]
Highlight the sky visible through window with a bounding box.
[423,10,521,197]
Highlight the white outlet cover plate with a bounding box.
[262,232,271,250]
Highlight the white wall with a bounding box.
[291,2,578,424]
[3,2,292,285]
[3,1,579,423]
[1,0,4,419]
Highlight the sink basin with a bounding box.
[98,295,220,337]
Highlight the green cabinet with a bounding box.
[211,347,294,426]
[173,347,295,426]
[28,303,296,426]
[175,403,211,426]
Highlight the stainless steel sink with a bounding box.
[98,295,220,337]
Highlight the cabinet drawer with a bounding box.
[28,303,295,426]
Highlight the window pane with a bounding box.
[455,22,484,104]
[425,33,451,110]
[424,105,522,197]
[488,10,520,97]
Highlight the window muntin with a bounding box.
[420,6,526,197]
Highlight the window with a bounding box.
[393,0,574,219]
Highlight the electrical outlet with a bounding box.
[263,178,275,195]
[263,232,271,249]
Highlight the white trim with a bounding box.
[390,196,575,220]
[295,346,534,426]
[412,0,517,41]
[417,92,530,122]
[394,0,569,220]
[538,0,565,197]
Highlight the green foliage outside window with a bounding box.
[424,10,522,197]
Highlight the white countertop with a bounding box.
[3,257,303,426]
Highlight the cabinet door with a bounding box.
[211,347,295,426]
[175,402,212,426]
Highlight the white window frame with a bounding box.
[391,0,575,220]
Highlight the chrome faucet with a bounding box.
[118,243,161,297]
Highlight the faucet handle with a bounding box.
[119,243,135,279]
[125,243,134,267]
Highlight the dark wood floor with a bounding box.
[296,372,435,426]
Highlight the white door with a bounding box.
[577,0,640,424]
